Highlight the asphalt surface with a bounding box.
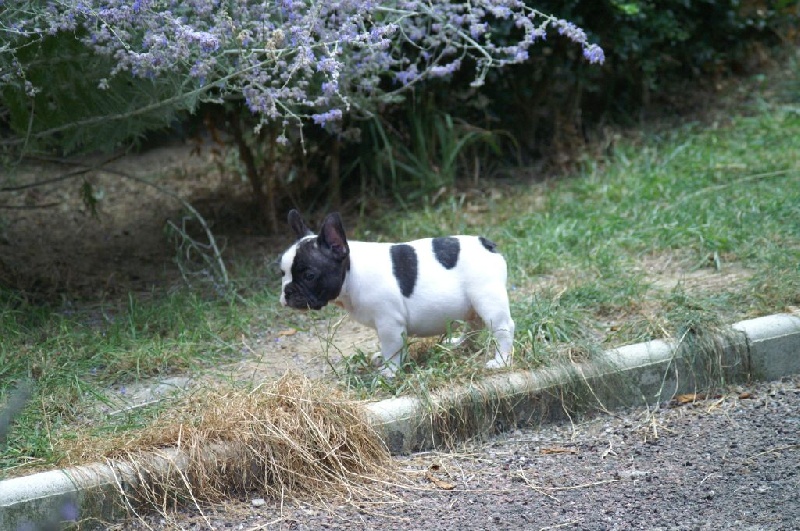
[115,375,800,531]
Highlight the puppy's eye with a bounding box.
[303,271,316,282]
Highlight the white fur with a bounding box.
[278,236,308,306]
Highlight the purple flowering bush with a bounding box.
[0,0,603,152]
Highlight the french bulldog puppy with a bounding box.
[279,209,514,376]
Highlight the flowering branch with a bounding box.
[1,0,604,144]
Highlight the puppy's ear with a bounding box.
[288,209,313,239]
[318,213,349,261]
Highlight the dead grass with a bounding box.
[57,373,395,519]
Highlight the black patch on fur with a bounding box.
[479,236,498,253]
[390,244,418,298]
[432,237,460,269]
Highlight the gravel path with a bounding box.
[116,375,800,530]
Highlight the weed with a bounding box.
[356,98,505,203]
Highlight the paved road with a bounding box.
[118,375,800,530]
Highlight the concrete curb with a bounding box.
[2,313,799,529]
[367,314,800,453]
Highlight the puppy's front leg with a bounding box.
[373,322,407,378]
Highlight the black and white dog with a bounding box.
[279,210,515,376]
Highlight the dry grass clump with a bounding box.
[63,373,393,514]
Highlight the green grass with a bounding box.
[0,285,285,475]
[1,69,799,475]
[349,91,799,393]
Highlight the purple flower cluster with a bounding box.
[2,1,604,134]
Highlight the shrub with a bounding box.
[431,0,800,164]
[0,0,603,155]
[0,1,609,229]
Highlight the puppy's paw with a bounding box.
[370,352,385,368]
[442,335,466,348]
[370,353,400,378]
[379,363,399,379]
[485,355,511,369]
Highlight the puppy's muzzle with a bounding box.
[283,284,325,311]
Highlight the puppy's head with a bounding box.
[279,210,350,311]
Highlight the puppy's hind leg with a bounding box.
[470,290,515,369]
[485,321,515,368]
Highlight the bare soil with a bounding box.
[113,375,800,530]
[0,144,286,297]
[93,316,380,418]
